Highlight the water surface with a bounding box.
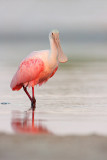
[0,61,107,135]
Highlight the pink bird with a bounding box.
[10,30,68,109]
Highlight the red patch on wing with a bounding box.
[12,84,22,91]
[38,66,58,86]
[11,58,44,91]
[50,66,58,78]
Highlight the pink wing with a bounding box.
[38,66,58,86]
[50,66,58,78]
[10,58,44,91]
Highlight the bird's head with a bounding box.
[49,30,68,63]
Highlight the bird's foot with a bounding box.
[31,97,36,110]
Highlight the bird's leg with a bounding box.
[31,87,36,110]
[23,86,32,101]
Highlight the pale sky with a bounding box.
[0,0,107,34]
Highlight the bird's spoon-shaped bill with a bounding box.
[57,39,68,63]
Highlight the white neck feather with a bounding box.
[49,38,58,66]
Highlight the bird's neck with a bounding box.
[49,38,58,65]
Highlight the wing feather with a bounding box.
[10,58,44,90]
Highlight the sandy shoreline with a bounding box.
[0,133,107,160]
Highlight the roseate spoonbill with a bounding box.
[10,30,68,109]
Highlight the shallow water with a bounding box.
[0,61,107,135]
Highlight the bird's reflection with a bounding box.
[11,110,50,134]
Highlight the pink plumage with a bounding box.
[11,58,45,90]
[10,30,68,109]
[10,51,58,90]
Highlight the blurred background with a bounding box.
[0,0,107,66]
[1,3,107,157]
